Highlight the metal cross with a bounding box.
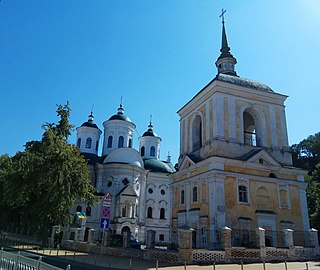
[219,9,226,23]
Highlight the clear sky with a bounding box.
[1,0,319,164]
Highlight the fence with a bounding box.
[0,248,69,270]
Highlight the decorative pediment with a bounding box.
[246,149,281,167]
[116,185,138,197]
[179,155,196,170]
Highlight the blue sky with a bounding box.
[1,0,319,164]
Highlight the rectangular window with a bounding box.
[238,185,248,203]
[180,190,185,204]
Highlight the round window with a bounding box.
[148,188,153,194]
[160,189,165,195]
[122,178,129,185]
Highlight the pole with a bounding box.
[212,261,216,270]
[263,260,266,270]
[241,260,243,270]
[156,259,159,270]
[184,261,187,270]
[129,258,132,270]
[306,262,309,270]
[284,261,287,270]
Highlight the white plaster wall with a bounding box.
[139,136,161,159]
[102,120,135,156]
[76,126,102,155]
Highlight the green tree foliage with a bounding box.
[0,103,95,239]
[292,132,320,174]
[305,165,320,230]
[292,132,320,230]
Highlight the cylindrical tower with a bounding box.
[102,104,136,156]
[76,112,102,155]
[139,121,162,159]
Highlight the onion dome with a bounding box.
[142,121,159,137]
[108,103,133,124]
[81,112,99,129]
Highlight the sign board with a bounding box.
[103,192,112,203]
[102,192,113,207]
[101,207,111,218]
[100,218,110,229]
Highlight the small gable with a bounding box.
[116,185,137,197]
[179,155,196,170]
[246,150,281,167]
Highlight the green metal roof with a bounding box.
[144,159,175,173]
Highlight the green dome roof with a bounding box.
[81,113,99,129]
[142,123,159,137]
[144,158,175,173]
[108,104,133,123]
[109,113,132,122]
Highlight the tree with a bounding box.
[0,103,96,240]
[292,132,320,174]
[305,164,320,230]
[292,132,320,230]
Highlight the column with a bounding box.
[283,229,294,248]
[178,226,193,263]
[221,226,232,249]
[146,230,156,249]
[88,229,95,244]
[256,227,266,261]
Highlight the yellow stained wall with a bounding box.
[225,176,303,231]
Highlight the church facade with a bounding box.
[75,106,175,243]
[172,18,309,248]
[74,16,309,248]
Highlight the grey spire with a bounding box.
[215,9,237,76]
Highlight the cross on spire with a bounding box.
[219,9,226,23]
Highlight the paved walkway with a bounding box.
[10,245,320,270]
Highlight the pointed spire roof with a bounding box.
[217,19,234,60]
[215,9,237,76]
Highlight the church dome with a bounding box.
[81,113,99,129]
[108,104,133,124]
[142,123,159,137]
[144,159,175,173]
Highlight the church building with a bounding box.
[172,14,309,248]
[75,105,175,243]
[74,13,309,249]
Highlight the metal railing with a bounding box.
[0,248,70,270]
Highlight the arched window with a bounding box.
[128,138,132,148]
[122,206,127,217]
[141,146,145,156]
[192,186,198,202]
[95,141,99,151]
[86,138,92,148]
[86,206,91,216]
[243,110,260,146]
[238,185,248,203]
[180,190,185,204]
[107,136,113,148]
[147,207,153,218]
[76,205,82,212]
[77,138,81,147]
[160,208,165,219]
[192,115,202,151]
[118,136,124,148]
[150,146,155,157]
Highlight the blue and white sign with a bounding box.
[100,218,109,229]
